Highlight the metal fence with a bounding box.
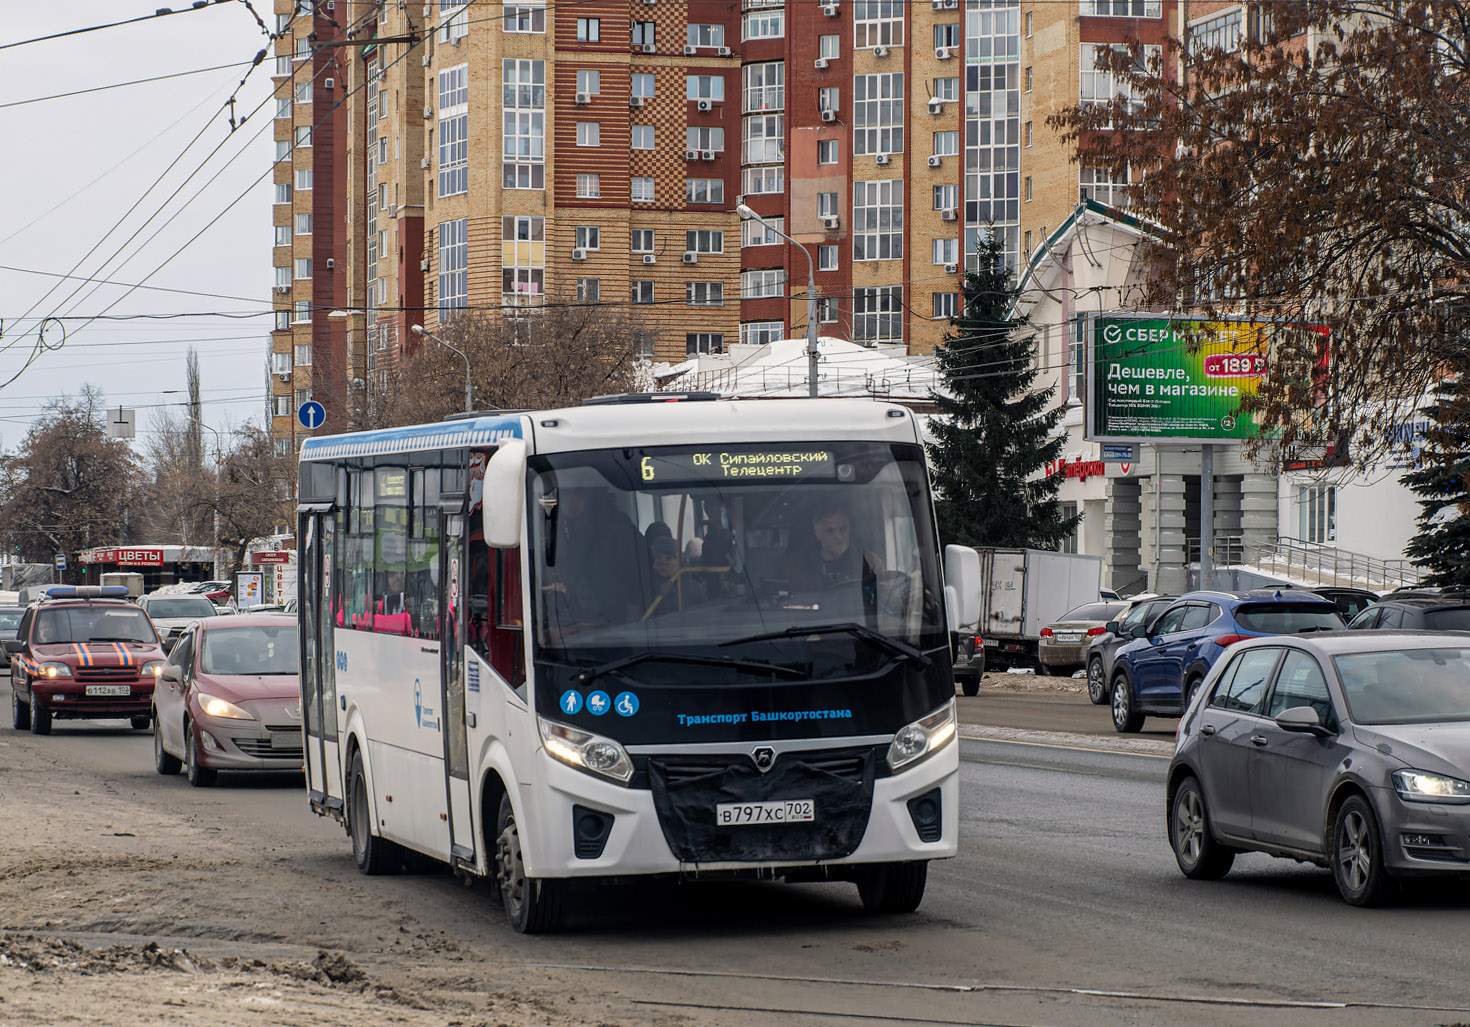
[1187,534,1422,591]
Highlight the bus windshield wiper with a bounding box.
[719,622,932,670]
[575,651,805,685]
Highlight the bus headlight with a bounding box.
[38,662,73,678]
[887,700,957,772]
[538,716,633,785]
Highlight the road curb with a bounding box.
[958,722,1175,757]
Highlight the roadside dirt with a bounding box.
[971,669,1087,694]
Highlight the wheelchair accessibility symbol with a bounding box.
[614,691,639,717]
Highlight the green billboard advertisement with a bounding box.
[1086,315,1275,444]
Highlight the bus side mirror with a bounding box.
[944,545,981,634]
[482,439,527,549]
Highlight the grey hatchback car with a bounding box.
[1167,632,1470,906]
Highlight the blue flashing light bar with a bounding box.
[43,586,131,600]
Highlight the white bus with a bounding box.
[297,395,979,932]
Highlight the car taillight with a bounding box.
[972,635,984,648]
[1086,627,1106,636]
[1039,628,1053,638]
[1214,633,1250,647]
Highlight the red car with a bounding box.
[7,586,165,735]
[188,580,234,605]
[151,614,301,786]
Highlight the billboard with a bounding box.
[1087,315,1289,444]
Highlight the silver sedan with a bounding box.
[1167,631,1470,905]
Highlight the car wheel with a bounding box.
[1087,658,1108,705]
[957,675,980,698]
[856,861,929,914]
[1111,673,1143,733]
[184,721,217,787]
[495,793,564,934]
[1183,675,1204,711]
[1035,659,1053,677]
[347,749,397,875]
[11,686,29,731]
[1170,776,1235,880]
[130,713,151,731]
[29,695,51,736]
[1333,795,1394,907]
[153,710,181,775]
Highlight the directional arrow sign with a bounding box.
[297,400,326,430]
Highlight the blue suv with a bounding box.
[1109,590,1343,732]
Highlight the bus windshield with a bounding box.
[527,441,946,678]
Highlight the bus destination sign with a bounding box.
[640,449,836,483]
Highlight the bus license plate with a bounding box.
[84,685,130,697]
[716,800,815,826]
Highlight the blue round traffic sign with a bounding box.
[586,690,612,716]
[297,399,326,430]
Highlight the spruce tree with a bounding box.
[1404,366,1470,588]
[928,235,1078,550]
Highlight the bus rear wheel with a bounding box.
[856,860,928,914]
[347,749,396,875]
[495,794,564,934]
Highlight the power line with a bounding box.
[0,265,263,304]
[0,60,256,110]
[0,1,238,52]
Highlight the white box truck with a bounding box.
[973,548,1103,671]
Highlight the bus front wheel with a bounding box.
[495,794,564,934]
[856,861,928,914]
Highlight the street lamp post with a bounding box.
[736,203,820,398]
[411,324,473,413]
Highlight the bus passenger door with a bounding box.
[300,509,345,819]
[439,510,475,866]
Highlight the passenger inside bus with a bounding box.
[541,484,644,635]
[644,536,705,618]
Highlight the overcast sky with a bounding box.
[0,1,276,452]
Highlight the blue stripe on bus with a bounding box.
[299,417,524,462]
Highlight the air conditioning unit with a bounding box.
[682,251,698,264]
[945,263,958,274]
[821,109,837,123]
[717,46,731,56]
[642,42,656,53]
[575,92,591,105]
[572,248,588,261]
[423,105,433,119]
[683,44,698,55]
[821,215,840,230]
[873,45,889,57]
[875,153,890,165]
[814,57,830,70]
[927,155,942,167]
[324,77,334,90]
[940,207,957,221]
[420,156,430,168]
[642,254,657,265]
[701,149,716,161]
[277,372,292,382]
[928,96,945,113]
[823,3,839,14]
[630,95,646,107]
[935,46,953,59]
[421,4,430,15]
[685,149,699,160]
[697,99,713,112]
[943,0,959,8]
[275,285,290,294]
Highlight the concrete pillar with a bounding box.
[1240,472,1280,558]
[1105,477,1143,592]
[1153,473,1190,595]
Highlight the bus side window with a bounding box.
[494,549,526,691]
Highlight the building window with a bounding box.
[576,171,600,197]
[1024,121,1033,147]
[1080,165,1135,206]
[686,75,726,102]
[631,280,655,304]
[294,126,312,148]
[742,61,785,113]
[631,230,655,253]
[819,34,840,59]
[292,301,312,323]
[440,0,469,42]
[1080,44,1160,121]
[294,168,313,191]
[576,69,600,95]
[576,278,600,302]
[1082,0,1161,16]
[632,21,655,46]
[818,244,838,271]
[818,139,839,164]
[853,73,903,155]
[575,225,601,250]
[818,191,839,218]
[686,178,724,203]
[741,321,784,346]
[743,8,784,40]
[934,183,958,209]
[1299,486,1337,544]
[685,126,725,152]
[501,215,545,301]
[1024,230,1032,254]
[576,17,600,41]
[438,63,469,197]
[1069,322,1086,403]
[275,310,291,331]
[631,124,655,149]
[1025,66,1032,92]
[853,0,903,48]
[933,292,959,318]
[817,297,838,323]
[819,86,840,112]
[632,177,655,202]
[685,229,724,254]
[294,257,312,279]
[688,23,725,47]
[934,23,960,48]
[274,395,291,417]
[686,333,724,355]
[932,238,958,265]
[742,166,784,195]
[295,343,313,366]
[740,268,785,299]
[934,77,959,101]
[274,225,292,247]
[274,265,291,289]
[438,217,468,312]
[576,121,600,146]
[933,130,958,156]
[274,182,292,205]
[1059,503,1079,553]
[502,0,546,33]
[853,286,902,345]
[1025,176,1032,201]
[1190,8,1243,53]
[1025,11,1033,36]
[853,179,902,261]
[294,213,312,236]
[686,282,725,306]
[503,59,546,190]
[742,115,785,164]
[632,73,655,98]
[742,216,784,247]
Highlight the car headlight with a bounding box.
[538,716,633,785]
[1392,769,1470,804]
[37,662,72,678]
[887,700,957,772]
[198,693,254,720]
[140,660,164,678]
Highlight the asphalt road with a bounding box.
[6,721,1470,1026]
